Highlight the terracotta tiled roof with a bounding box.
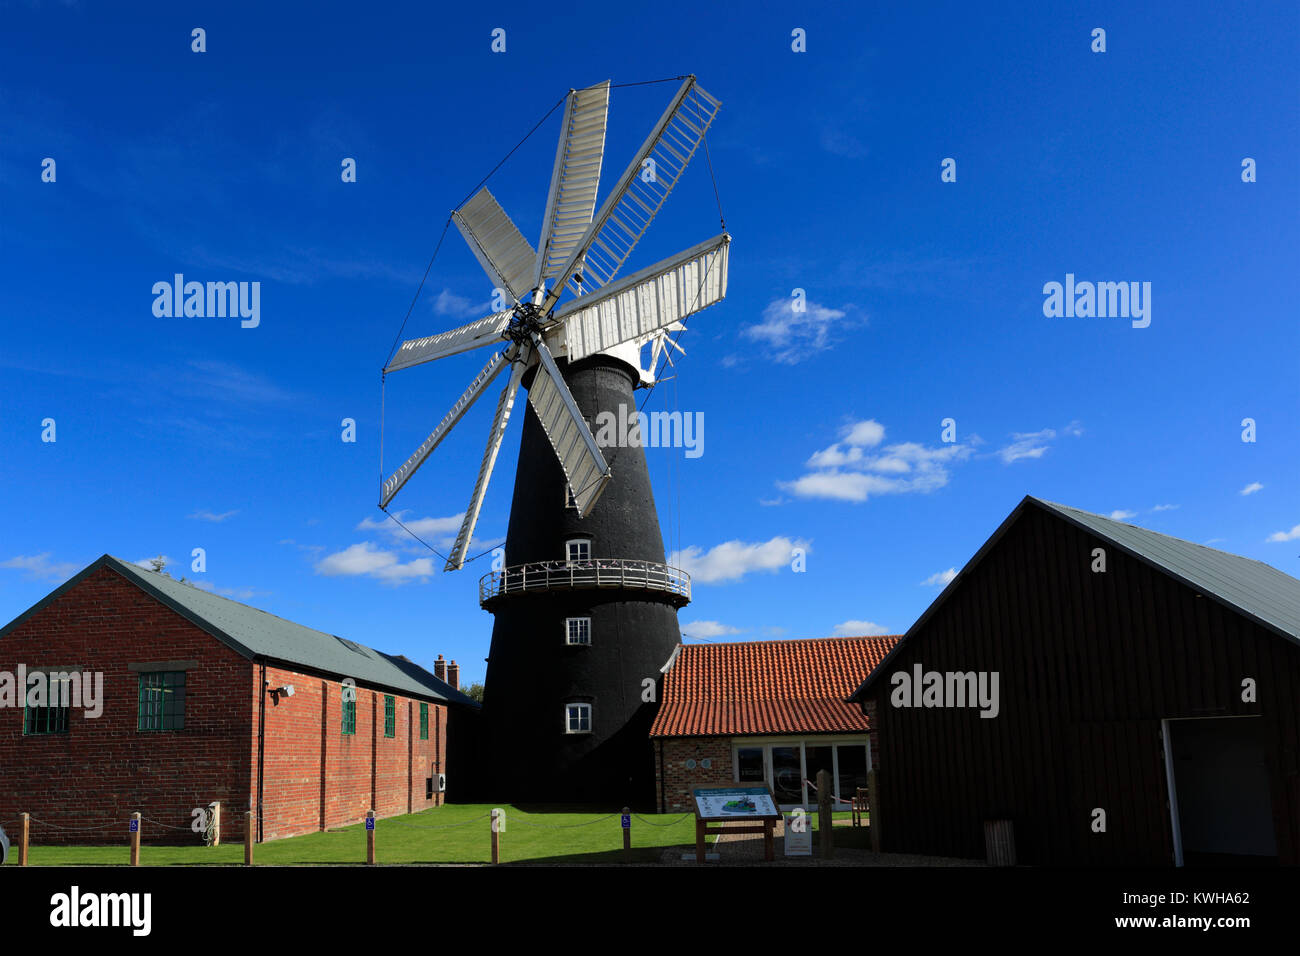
[649,636,900,737]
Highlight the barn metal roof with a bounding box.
[851,496,1300,702]
[1034,498,1300,642]
[0,555,478,707]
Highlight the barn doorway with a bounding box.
[1163,716,1278,866]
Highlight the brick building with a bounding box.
[0,555,478,845]
[649,636,898,812]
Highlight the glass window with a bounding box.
[771,746,802,804]
[566,539,591,563]
[341,692,356,735]
[419,702,429,740]
[736,747,765,783]
[22,671,71,735]
[138,671,186,732]
[384,695,396,738]
[836,744,868,800]
[565,702,591,733]
[566,617,592,645]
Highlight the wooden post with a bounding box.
[763,818,774,861]
[244,811,254,866]
[695,816,706,863]
[867,769,880,853]
[19,812,29,866]
[209,802,221,847]
[366,810,376,864]
[129,812,141,866]
[490,808,501,864]
[622,806,631,857]
[817,769,833,860]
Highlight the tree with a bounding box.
[465,682,485,703]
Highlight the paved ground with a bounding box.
[659,818,982,867]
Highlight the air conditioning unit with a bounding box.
[436,773,447,793]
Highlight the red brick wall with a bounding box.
[0,565,453,847]
[259,667,448,840]
[0,566,255,845]
[655,737,735,811]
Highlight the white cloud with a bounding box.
[1151,504,1179,512]
[680,620,744,640]
[922,567,957,587]
[188,509,239,523]
[1,553,82,582]
[832,620,890,637]
[741,297,851,363]
[1109,510,1137,521]
[669,536,810,584]
[1240,482,1264,496]
[997,429,1055,464]
[431,288,489,319]
[356,512,499,554]
[1266,524,1300,543]
[315,543,435,583]
[782,422,972,503]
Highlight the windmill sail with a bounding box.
[380,349,512,507]
[444,349,530,570]
[557,233,729,362]
[528,337,611,516]
[386,310,513,373]
[453,188,537,302]
[535,80,610,287]
[542,76,721,312]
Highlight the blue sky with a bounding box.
[2,1,1297,687]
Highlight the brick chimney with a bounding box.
[433,654,447,683]
[447,660,460,691]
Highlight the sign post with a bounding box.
[621,806,631,857]
[691,786,781,863]
[365,810,376,864]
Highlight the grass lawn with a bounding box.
[4,804,709,866]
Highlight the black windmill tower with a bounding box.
[379,77,729,804]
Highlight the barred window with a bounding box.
[419,702,429,740]
[384,695,396,738]
[137,671,186,732]
[342,693,356,735]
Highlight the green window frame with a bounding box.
[137,671,186,732]
[341,692,356,735]
[419,702,429,740]
[22,672,71,735]
[384,695,395,738]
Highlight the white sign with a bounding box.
[0,825,9,865]
[784,814,812,856]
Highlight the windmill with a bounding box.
[381,76,729,803]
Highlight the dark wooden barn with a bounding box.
[851,496,1300,866]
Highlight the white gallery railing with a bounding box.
[479,559,692,605]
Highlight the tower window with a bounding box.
[565,617,592,645]
[566,539,591,563]
[564,486,577,509]
[565,702,592,734]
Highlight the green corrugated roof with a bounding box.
[87,556,476,707]
[1034,499,1300,641]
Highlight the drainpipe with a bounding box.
[257,661,266,843]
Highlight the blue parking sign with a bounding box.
[365,818,375,831]
[128,819,139,833]
[621,814,630,829]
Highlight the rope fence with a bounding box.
[0,804,700,867]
